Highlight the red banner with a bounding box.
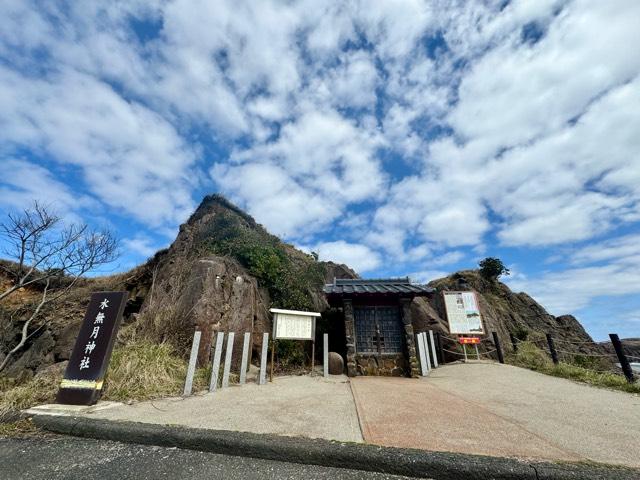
[458,337,481,345]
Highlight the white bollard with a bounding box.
[421,333,431,374]
[209,332,225,392]
[323,333,329,378]
[222,332,235,388]
[429,330,438,368]
[183,330,201,396]
[239,332,250,385]
[416,333,428,376]
[259,333,269,385]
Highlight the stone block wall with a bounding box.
[355,354,408,376]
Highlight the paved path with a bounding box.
[0,437,416,480]
[351,362,640,467]
[91,375,362,443]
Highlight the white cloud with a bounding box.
[315,240,381,274]
[122,235,160,258]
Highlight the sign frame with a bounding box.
[270,308,320,341]
[442,291,485,335]
[269,308,321,381]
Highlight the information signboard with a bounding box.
[443,291,484,335]
[271,308,320,340]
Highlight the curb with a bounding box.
[32,415,638,480]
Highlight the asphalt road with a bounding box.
[0,436,420,480]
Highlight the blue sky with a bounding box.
[1,0,639,340]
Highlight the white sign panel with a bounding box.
[270,309,320,340]
[443,291,484,335]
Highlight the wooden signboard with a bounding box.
[56,291,127,405]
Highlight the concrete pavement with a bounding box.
[351,362,640,467]
[90,374,362,443]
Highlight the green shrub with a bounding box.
[275,339,306,369]
[510,341,553,371]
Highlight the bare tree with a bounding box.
[0,202,118,373]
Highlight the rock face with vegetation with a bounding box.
[1,195,606,382]
[413,270,605,360]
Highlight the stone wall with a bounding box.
[355,354,407,376]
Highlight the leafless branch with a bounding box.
[0,201,119,373]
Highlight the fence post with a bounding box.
[492,331,505,364]
[546,333,559,365]
[209,332,225,392]
[509,333,518,353]
[435,332,444,364]
[428,330,438,368]
[259,333,269,385]
[609,333,635,383]
[222,332,235,388]
[323,333,329,378]
[183,330,201,396]
[239,332,250,385]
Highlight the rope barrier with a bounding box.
[554,348,617,358]
[442,348,465,355]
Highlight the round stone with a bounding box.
[328,352,345,375]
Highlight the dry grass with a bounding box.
[102,340,213,401]
[0,366,63,422]
[508,341,640,394]
[0,341,210,426]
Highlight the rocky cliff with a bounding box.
[0,195,606,379]
[411,270,605,360]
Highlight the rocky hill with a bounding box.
[0,195,607,379]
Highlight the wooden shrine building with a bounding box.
[323,277,434,377]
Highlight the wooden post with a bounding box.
[546,333,559,365]
[492,331,505,364]
[183,331,201,396]
[510,333,518,353]
[239,332,250,385]
[209,332,225,392]
[259,333,269,385]
[323,333,329,378]
[609,333,635,383]
[222,332,235,388]
[435,332,444,364]
[428,330,438,368]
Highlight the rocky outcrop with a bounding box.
[411,270,605,360]
[0,195,606,379]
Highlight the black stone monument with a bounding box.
[56,291,127,405]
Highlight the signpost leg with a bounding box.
[209,332,225,392]
[323,333,329,378]
[474,344,480,360]
[183,330,201,396]
[463,344,468,362]
[311,340,315,375]
[222,332,235,388]
[239,332,250,385]
[259,333,269,385]
[428,330,438,368]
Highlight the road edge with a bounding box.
[32,415,638,480]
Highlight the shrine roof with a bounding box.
[323,277,434,296]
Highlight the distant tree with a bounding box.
[478,257,510,281]
[0,202,118,373]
